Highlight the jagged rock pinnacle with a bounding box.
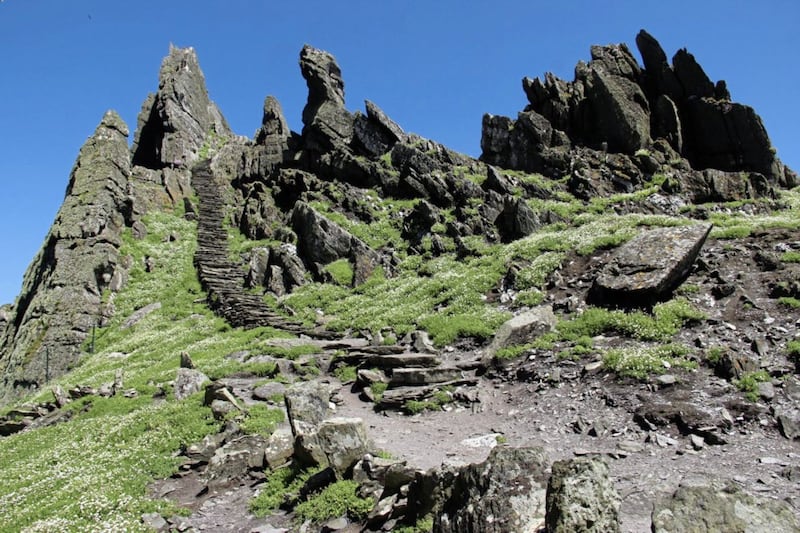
[299,44,354,151]
[131,45,230,170]
[0,111,133,402]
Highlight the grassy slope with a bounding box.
[1,175,799,530]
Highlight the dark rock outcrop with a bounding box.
[483,30,794,192]
[132,45,230,170]
[0,111,133,401]
[299,44,354,153]
[291,201,380,282]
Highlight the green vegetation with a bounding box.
[781,251,800,263]
[394,515,434,533]
[295,480,374,522]
[333,365,358,383]
[404,388,453,414]
[325,258,354,286]
[249,464,321,518]
[495,343,535,360]
[370,382,388,402]
[788,340,800,358]
[735,370,771,402]
[704,346,725,365]
[0,210,305,530]
[557,298,705,342]
[602,344,697,380]
[238,404,285,436]
[778,296,800,308]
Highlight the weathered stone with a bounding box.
[652,481,800,532]
[300,45,354,152]
[483,305,557,362]
[311,417,371,478]
[366,353,441,369]
[284,381,336,437]
[205,435,268,487]
[545,457,621,533]
[291,201,379,281]
[353,100,406,157]
[121,302,162,329]
[132,45,230,170]
[174,368,209,401]
[390,367,463,386]
[590,224,712,305]
[714,351,757,380]
[496,196,541,242]
[408,446,549,533]
[776,410,800,440]
[254,95,291,163]
[633,401,728,444]
[264,427,294,469]
[0,111,133,402]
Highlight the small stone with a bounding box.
[584,361,604,374]
[689,434,705,450]
[616,440,644,453]
[758,382,775,401]
[141,512,168,531]
[656,374,677,387]
[322,517,348,531]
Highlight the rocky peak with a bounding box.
[132,45,230,170]
[299,44,354,151]
[484,29,795,190]
[0,111,133,402]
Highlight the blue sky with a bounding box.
[0,1,798,304]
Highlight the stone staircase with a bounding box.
[192,161,311,334]
[192,161,481,409]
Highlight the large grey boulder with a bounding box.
[174,368,209,400]
[407,446,549,533]
[590,223,712,306]
[652,481,800,532]
[204,435,268,488]
[0,111,132,402]
[545,457,621,533]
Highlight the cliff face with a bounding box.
[0,112,132,401]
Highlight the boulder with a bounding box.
[174,368,209,400]
[204,435,268,487]
[545,457,621,533]
[312,417,371,478]
[407,446,549,533]
[264,427,295,469]
[284,381,337,437]
[389,367,463,386]
[483,305,557,362]
[776,409,800,440]
[590,223,712,306]
[652,481,800,532]
[496,196,541,242]
[291,201,379,282]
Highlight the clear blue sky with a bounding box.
[1,1,798,304]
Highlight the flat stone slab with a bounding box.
[590,223,712,305]
[366,353,442,368]
[390,367,463,386]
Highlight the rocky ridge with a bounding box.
[0,30,799,532]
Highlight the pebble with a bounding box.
[690,434,705,450]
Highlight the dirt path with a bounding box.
[337,373,800,532]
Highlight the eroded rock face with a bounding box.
[132,45,230,170]
[545,457,621,533]
[408,446,550,533]
[0,111,132,402]
[652,481,800,532]
[300,44,354,152]
[484,30,792,189]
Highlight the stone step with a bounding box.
[389,367,464,386]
